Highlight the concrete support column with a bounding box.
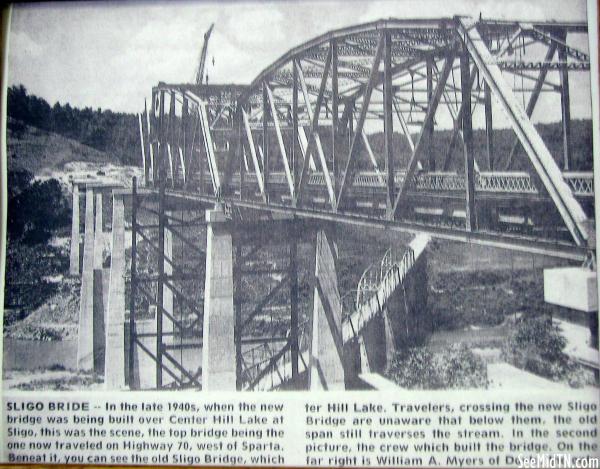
[92,192,106,373]
[133,319,158,389]
[162,220,175,387]
[77,188,96,371]
[202,209,236,391]
[69,183,80,276]
[104,194,126,389]
[310,230,345,390]
[94,192,104,269]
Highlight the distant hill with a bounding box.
[7,118,114,174]
[7,84,139,167]
[367,119,594,172]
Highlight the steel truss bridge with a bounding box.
[123,15,596,390]
[138,15,594,260]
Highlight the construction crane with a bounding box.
[194,23,215,85]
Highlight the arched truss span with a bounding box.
[140,16,593,260]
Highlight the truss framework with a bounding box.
[140,16,593,260]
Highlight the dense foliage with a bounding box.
[4,169,70,315]
[502,315,586,387]
[7,169,71,244]
[367,120,594,171]
[8,84,139,166]
[386,344,488,389]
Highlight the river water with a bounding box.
[3,338,77,371]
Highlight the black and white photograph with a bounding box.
[2,0,598,398]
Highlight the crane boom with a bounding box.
[194,23,214,85]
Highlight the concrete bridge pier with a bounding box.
[77,184,117,374]
[77,187,96,371]
[69,182,81,276]
[104,193,126,389]
[92,192,107,373]
[161,217,175,387]
[309,229,345,390]
[201,208,236,391]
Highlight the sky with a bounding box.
[7,0,592,124]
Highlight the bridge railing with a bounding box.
[195,170,594,196]
[349,244,416,340]
[563,171,594,197]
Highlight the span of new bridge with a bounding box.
[68,16,597,390]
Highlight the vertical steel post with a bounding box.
[484,81,493,170]
[483,35,493,170]
[461,46,476,231]
[331,39,338,193]
[557,31,572,171]
[348,101,354,148]
[156,90,166,388]
[199,108,205,195]
[290,229,299,379]
[292,62,299,191]
[169,90,176,185]
[129,177,137,389]
[234,244,243,389]
[426,56,435,171]
[384,31,395,214]
[238,108,245,199]
[262,83,270,201]
[182,97,188,188]
[142,100,150,185]
[151,90,158,185]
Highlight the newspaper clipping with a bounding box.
[1,0,599,467]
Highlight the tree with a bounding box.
[7,172,70,243]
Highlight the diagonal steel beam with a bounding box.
[504,42,558,170]
[242,109,266,200]
[296,60,334,206]
[337,33,385,208]
[266,84,294,197]
[295,66,329,182]
[145,98,155,184]
[392,98,414,151]
[442,65,478,170]
[138,113,147,184]
[331,39,339,191]
[392,49,456,219]
[457,16,588,246]
[197,102,221,194]
[294,54,335,208]
[496,25,524,57]
[383,30,395,214]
